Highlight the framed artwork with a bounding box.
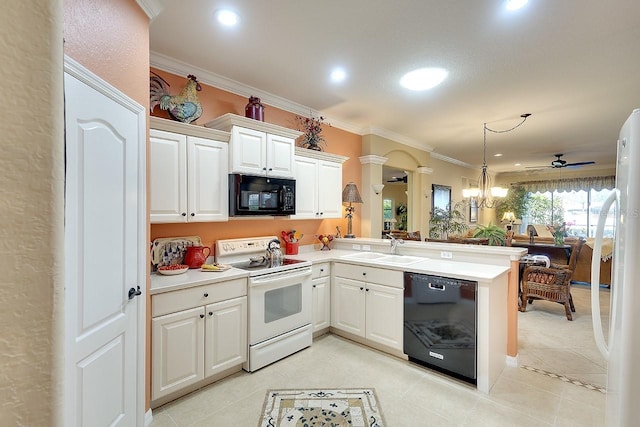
[469,198,478,223]
[432,184,451,212]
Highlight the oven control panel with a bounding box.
[216,236,278,259]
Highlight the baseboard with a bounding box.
[145,408,153,426]
[506,354,519,368]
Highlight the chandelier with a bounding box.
[463,114,531,208]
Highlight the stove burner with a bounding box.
[232,257,307,271]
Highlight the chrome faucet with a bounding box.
[387,234,405,255]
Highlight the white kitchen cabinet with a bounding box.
[150,117,230,223]
[152,306,205,399]
[151,277,247,403]
[291,148,348,219]
[205,113,302,178]
[331,263,403,351]
[311,263,331,334]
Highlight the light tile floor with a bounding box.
[518,284,610,389]
[150,332,606,426]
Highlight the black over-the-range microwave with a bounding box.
[229,173,296,216]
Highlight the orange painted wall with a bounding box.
[149,68,363,252]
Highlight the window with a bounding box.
[525,189,615,238]
[432,184,451,214]
[383,198,394,230]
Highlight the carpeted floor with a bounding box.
[259,388,385,427]
[518,283,610,389]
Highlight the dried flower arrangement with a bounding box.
[295,114,330,151]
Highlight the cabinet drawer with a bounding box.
[333,262,403,288]
[312,262,330,279]
[152,278,247,317]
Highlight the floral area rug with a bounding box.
[259,388,385,427]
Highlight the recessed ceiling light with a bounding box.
[330,68,347,83]
[505,0,528,11]
[494,153,503,157]
[514,163,521,166]
[400,68,448,91]
[215,9,239,27]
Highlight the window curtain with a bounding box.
[514,175,615,193]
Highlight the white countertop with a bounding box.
[150,267,248,295]
[286,248,511,284]
[150,247,512,294]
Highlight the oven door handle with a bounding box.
[250,267,312,286]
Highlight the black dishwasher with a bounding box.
[403,272,477,384]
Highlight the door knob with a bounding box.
[128,286,142,300]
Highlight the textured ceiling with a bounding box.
[150,0,640,173]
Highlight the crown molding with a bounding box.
[430,152,476,170]
[359,155,388,165]
[362,126,434,152]
[136,0,164,20]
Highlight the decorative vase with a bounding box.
[245,96,265,121]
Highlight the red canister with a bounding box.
[245,96,265,121]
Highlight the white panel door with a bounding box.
[204,296,247,377]
[231,126,266,175]
[291,156,319,219]
[317,159,343,218]
[331,277,366,337]
[64,58,144,427]
[187,136,229,222]
[149,129,188,223]
[152,307,205,400]
[266,133,295,177]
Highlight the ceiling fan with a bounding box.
[527,154,596,169]
[387,175,408,183]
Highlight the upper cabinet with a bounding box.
[150,117,230,223]
[205,114,302,178]
[291,148,348,220]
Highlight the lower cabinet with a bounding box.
[331,263,403,351]
[151,279,247,402]
[311,263,331,333]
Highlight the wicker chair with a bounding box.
[519,238,585,320]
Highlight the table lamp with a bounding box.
[501,211,516,231]
[342,182,363,238]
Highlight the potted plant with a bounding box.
[472,222,507,246]
[429,201,469,240]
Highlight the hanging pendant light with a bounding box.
[464,114,531,208]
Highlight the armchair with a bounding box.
[519,238,585,320]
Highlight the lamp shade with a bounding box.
[501,211,516,223]
[342,182,363,203]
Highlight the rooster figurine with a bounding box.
[150,73,203,124]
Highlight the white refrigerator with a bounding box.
[591,108,640,426]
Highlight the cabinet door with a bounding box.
[291,156,319,219]
[317,159,343,218]
[365,283,404,350]
[312,276,331,332]
[150,129,187,223]
[152,307,205,400]
[204,296,247,377]
[331,276,365,337]
[266,134,295,177]
[187,136,229,222]
[230,126,267,175]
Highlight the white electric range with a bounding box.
[215,236,313,372]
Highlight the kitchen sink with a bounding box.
[378,255,424,265]
[341,252,425,265]
[340,252,388,261]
